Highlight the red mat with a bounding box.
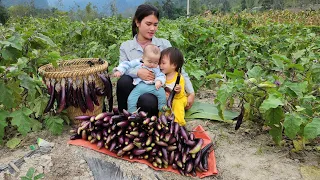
[68,125,218,178]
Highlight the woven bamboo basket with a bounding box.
[38,58,109,125]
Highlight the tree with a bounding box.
[190,0,202,15]
[222,0,231,12]
[110,0,117,16]
[241,0,247,10]
[247,0,255,9]
[0,3,9,25]
[273,0,284,10]
[162,0,174,18]
[259,0,273,10]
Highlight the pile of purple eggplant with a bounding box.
[43,71,112,113]
[70,108,213,176]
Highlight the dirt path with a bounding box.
[0,92,319,180]
[1,119,319,180]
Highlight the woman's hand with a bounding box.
[185,93,195,110]
[137,68,155,81]
[113,71,122,78]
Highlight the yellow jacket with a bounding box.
[165,72,188,126]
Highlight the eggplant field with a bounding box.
[0,10,320,180]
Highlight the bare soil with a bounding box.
[0,90,319,180]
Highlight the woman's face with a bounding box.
[136,14,159,40]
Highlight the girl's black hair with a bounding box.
[132,4,160,38]
[160,47,184,72]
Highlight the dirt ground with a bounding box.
[0,90,319,180]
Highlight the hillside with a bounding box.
[2,0,49,9]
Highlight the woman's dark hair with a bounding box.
[132,4,160,37]
[160,47,184,72]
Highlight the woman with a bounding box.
[116,4,195,116]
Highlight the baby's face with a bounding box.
[143,53,160,68]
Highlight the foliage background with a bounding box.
[0,0,319,148]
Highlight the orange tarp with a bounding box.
[68,125,218,178]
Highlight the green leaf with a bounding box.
[0,110,9,144]
[304,118,320,140]
[189,69,206,80]
[283,114,303,140]
[260,94,284,112]
[264,107,284,145]
[45,116,64,135]
[18,74,37,101]
[20,177,31,180]
[31,95,49,118]
[33,33,56,47]
[34,173,45,180]
[271,54,285,70]
[6,137,21,149]
[26,167,35,178]
[311,64,320,83]
[247,66,263,79]
[16,57,29,70]
[0,35,23,50]
[185,102,239,122]
[32,120,43,132]
[0,80,14,108]
[292,49,305,60]
[206,73,223,79]
[226,70,244,80]
[271,54,291,63]
[7,80,24,107]
[287,63,304,71]
[0,46,22,62]
[215,83,234,120]
[216,83,234,105]
[284,81,308,97]
[10,108,34,136]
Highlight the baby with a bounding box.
[113,44,167,113]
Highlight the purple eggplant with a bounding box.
[75,115,91,121]
[169,151,175,165]
[76,79,87,113]
[70,133,81,140]
[155,141,168,147]
[167,145,177,151]
[180,126,189,140]
[167,73,181,109]
[117,121,129,127]
[189,139,204,154]
[88,75,99,106]
[184,139,196,146]
[133,149,146,156]
[97,73,112,100]
[97,140,104,149]
[66,78,73,107]
[161,148,168,161]
[160,114,167,125]
[185,161,193,173]
[44,79,56,113]
[83,77,94,112]
[174,122,179,137]
[168,137,177,144]
[123,143,134,151]
[72,81,79,108]
[45,78,52,95]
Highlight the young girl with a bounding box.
[160,47,187,126]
